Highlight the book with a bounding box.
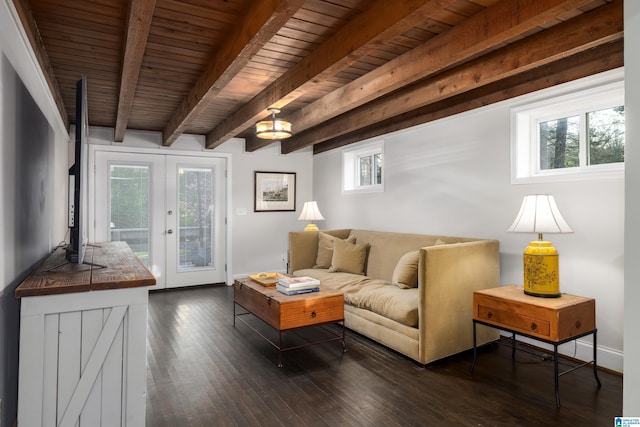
[276,284,320,295]
[277,276,320,288]
[276,283,319,292]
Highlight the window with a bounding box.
[511,70,624,183]
[343,140,384,193]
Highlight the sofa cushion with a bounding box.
[293,268,374,294]
[293,269,419,327]
[315,232,356,268]
[391,250,419,289]
[350,284,419,327]
[328,239,368,275]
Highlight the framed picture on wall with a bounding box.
[254,171,296,212]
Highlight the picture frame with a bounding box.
[254,171,296,212]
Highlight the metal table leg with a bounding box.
[471,320,477,372]
[554,343,560,408]
[593,330,602,387]
[278,330,283,368]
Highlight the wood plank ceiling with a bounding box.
[14,0,623,154]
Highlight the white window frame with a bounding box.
[510,69,624,184]
[342,140,384,193]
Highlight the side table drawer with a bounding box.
[474,286,596,342]
[280,294,344,330]
[477,305,551,337]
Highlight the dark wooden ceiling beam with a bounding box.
[114,0,156,142]
[313,40,624,154]
[280,0,602,143]
[208,0,458,151]
[162,0,305,147]
[12,0,69,130]
[282,0,622,153]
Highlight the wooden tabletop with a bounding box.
[474,285,594,308]
[234,276,343,302]
[15,241,156,298]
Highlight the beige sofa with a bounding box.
[288,229,500,365]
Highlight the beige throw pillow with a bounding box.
[328,239,369,275]
[392,250,419,289]
[315,232,356,268]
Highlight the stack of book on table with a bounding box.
[276,276,320,295]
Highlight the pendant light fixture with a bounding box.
[255,107,292,140]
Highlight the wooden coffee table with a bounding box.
[233,277,345,367]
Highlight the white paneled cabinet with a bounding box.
[16,242,155,427]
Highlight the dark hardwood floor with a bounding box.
[145,285,622,427]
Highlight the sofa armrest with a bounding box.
[417,239,500,363]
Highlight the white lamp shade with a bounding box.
[507,194,573,234]
[298,201,324,221]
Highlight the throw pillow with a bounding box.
[315,232,356,268]
[391,250,419,289]
[328,239,369,275]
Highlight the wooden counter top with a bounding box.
[15,241,156,298]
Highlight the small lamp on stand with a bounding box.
[507,194,573,298]
[298,201,324,231]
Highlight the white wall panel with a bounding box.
[624,0,640,414]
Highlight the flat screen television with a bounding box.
[65,75,88,264]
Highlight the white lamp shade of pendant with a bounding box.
[298,201,325,221]
[507,194,573,234]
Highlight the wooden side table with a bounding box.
[471,285,601,407]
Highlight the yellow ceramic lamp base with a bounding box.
[304,223,319,231]
[523,240,561,298]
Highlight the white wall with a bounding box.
[624,0,640,415]
[220,139,314,276]
[313,72,625,373]
[87,127,314,279]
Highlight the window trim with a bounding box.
[510,69,624,184]
[342,140,384,194]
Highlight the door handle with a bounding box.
[167,229,173,234]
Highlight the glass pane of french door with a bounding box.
[177,166,213,270]
[109,164,150,267]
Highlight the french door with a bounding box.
[93,150,228,290]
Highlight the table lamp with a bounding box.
[507,194,573,297]
[298,201,324,231]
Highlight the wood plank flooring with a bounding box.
[145,285,622,426]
